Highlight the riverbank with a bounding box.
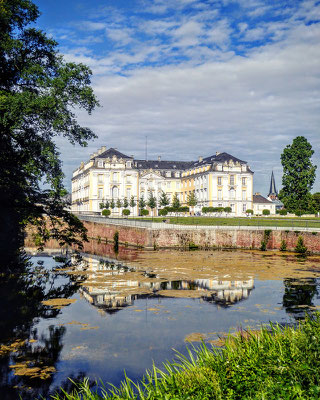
[52,314,320,400]
[78,217,320,253]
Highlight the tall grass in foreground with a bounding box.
[52,314,320,400]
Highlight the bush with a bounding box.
[246,209,253,214]
[280,239,287,251]
[178,206,189,212]
[122,209,130,216]
[141,209,149,216]
[262,209,270,215]
[295,236,307,254]
[101,209,111,217]
[279,209,287,216]
[159,209,168,216]
[295,210,304,216]
[224,207,232,213]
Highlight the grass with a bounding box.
[131,216,320,229]
[52,314,320,400]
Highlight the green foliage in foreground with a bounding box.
[52,315,320,400]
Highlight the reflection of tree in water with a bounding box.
[0,252,87,399]
[283,278,319,320]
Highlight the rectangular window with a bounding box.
[242,177,246,186]
[218,190,222,200]
[98,174,104,183]
[176,182,180,189]
[243,203,247,212]
[98,161,103,168]
[242,190,246,200]
[230,175,235,185]
[98,188,103,198]
[126,188,131,198]
[167,182,171,188]
[218,177,222,185]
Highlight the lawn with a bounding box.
[132,216,320,229]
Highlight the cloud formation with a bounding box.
[36,0,320,194]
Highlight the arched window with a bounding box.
[112,186,118,198]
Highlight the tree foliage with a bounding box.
[159,190,170,207]
[138,196,146,210]
[187,192,198,207]
[147,192,157,210]
[130,195,136,208]
[171,193,181,211]
[279,137,317,213]
[0,0,99,253]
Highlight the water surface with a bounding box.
[1,248,320,399]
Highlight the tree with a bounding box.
[0,0,99,254]
[116,199,122,209]
[104,200,110,209]
[172,193,181,211]
[138,196,146,210]
[312,193,320,212]
[123,197,129,208]
[159,190,170,208]
[187,192,198,207]
[110,199,115,210]
[130,195,136,209]
[147,192,157,214]
[279,137,317,213]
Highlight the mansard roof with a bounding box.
[193,152,247,167]
[134,160,193,170]
[95,148,132,159]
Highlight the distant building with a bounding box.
[267,171,283,210]
[253,193,276,215]
[71,147,254,216]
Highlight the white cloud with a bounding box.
[55,1,320,194]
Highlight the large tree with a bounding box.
[279,136,317,213]
[0,0,99,254]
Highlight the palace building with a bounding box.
[71,147,254,216]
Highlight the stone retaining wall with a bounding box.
[83,221,320,253]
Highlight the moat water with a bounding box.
[1,246,320,399]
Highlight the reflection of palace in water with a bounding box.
[76,256,254,312]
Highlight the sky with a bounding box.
[33,0,320,194]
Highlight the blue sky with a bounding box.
[34,0,320,194]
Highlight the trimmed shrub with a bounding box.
[262,209,270,215]
[178,206,190,212]
[122,209,130,216]
[102,209,111,217]
[246,209,253,214]
[295,236,307,254]
[159,209,168,216]
[279,209,287,216]
[280,239,287,251]
[224,207,232,213]
[295,210,304,216]
[141,209,149,216]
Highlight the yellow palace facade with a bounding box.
[71,147,254,216]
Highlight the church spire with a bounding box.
[268,171,278,199]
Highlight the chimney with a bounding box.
[216,151,220,156]
[97,148,103,155]
[158,155,161,161]
[255,192,261,196]
[101,146,106,152]
[93,152,98,158]
[198,156,203,162]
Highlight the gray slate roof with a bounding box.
[95,148,132,159]
[253,194,273,204]
[134,160,193,170]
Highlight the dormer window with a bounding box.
[126,161,132,168]
[98,161,103,168]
